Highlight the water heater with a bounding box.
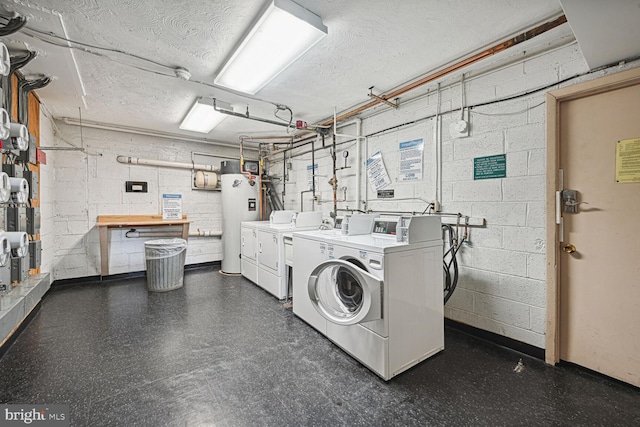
[220,160,259,273]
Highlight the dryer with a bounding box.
[293,215,444,380]
[241,211,322,299]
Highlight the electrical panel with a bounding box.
[17,133,37,164]
[3,163,23,178]
[29,240,41,269]
[23,170,38,200]
[11,254,29,283]
[26,207,40,235]
[7,207,26,232]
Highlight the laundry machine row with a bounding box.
[292,214,444,380]
[241,211,322,300]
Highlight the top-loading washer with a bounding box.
[293,215,444,380]
[241,211,322,299]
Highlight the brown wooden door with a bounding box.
[558,81,640,386]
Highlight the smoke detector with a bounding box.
[174,67,191,81]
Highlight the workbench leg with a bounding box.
[181,223,190,240]
[99,226,109,277]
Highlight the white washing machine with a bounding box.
[293,215,444,380]
[241,211,322,299]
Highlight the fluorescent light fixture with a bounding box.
[214,0,327,94]
[179,98,231,133]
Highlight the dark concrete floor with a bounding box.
[1,266,639,426]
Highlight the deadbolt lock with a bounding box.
[561,190,588,214]
[563,244,577,254]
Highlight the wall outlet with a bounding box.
[432,200,440,212]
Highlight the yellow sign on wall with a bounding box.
[616,138,640,183]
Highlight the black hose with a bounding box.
[0,16,27,36]
[442,224,463,304]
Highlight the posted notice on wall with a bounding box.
[399,138,424,182]
[616,138,640,183]
[366,151,391,191]
[162,194,182,220]
[307,163,318,190]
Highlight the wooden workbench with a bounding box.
[96,215,192,277]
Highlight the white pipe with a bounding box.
[117,155,220,172]
[62,117,257,150]
[333,108,367,140]
[190,229,223,237]
[126,229,223,238]
[434,83,442,204]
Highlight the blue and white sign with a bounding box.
[162,194,182,220]
[399,138,424,182]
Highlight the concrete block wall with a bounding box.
[38,122,238,281]
[269,42,640,348]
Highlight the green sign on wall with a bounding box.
[474,154,506,180]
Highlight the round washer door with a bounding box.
[308,259,383,325]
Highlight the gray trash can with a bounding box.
[144,238,188,292]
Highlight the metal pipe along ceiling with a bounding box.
[319,15,568,127]
[260,15,568,162]
[116,155,220,172]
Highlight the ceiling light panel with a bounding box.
[179,98,230,133]
[214,0,327,94]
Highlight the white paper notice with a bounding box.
[399,138,424,182]
[162,194,182,220]
[366,151,391,191]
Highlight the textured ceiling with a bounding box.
[2,0,565,145]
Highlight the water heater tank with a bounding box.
[220,160,259,273]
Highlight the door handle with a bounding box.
[563,243,577,254]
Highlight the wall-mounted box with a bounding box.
[17,134,37,164]
[0,207,6,231]
[23,170,38,200]
[3,163,23,178]
[11,254,29,283]
[27,207,40,235]
[7,207,26,232]
[29,240,41,269]
[126,181,148,193]
[0,264,10,291]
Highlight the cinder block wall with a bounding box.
[270,43,640,348]
[38,122,238,281]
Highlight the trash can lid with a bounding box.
[144,238,188,248]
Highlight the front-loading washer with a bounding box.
[294,215,444,380]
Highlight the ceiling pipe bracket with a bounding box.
[368,86,399,108]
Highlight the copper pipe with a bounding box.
[320,15,567,127]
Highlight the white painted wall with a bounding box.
[38,122,239,281]
[270,42,640,348]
